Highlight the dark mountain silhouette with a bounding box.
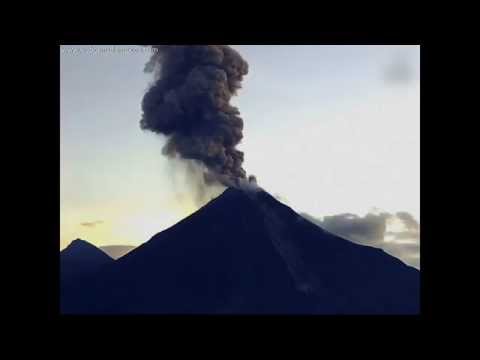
[60,239,113,284]
[61,188,420,314]
[100,245,136,260]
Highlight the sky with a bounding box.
[60,45,420,264]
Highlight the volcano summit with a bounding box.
[61,188,419,314]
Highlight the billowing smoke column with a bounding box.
[141,45,250,188]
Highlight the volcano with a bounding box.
[60,239,113,285]
[61,188,420,314]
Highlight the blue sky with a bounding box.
[60,45,420,250]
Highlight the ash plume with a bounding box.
[140,45,250,189]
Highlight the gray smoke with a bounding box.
[141,45,251,189]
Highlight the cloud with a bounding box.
[80,220,104,228]
[301,211,420,269]
[395,212,419,231]
[302,212,391,246]
[386,230,419,240]
[383,57,415,85]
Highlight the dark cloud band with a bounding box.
[80,220,104,228]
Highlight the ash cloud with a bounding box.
[141,45,250,189]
